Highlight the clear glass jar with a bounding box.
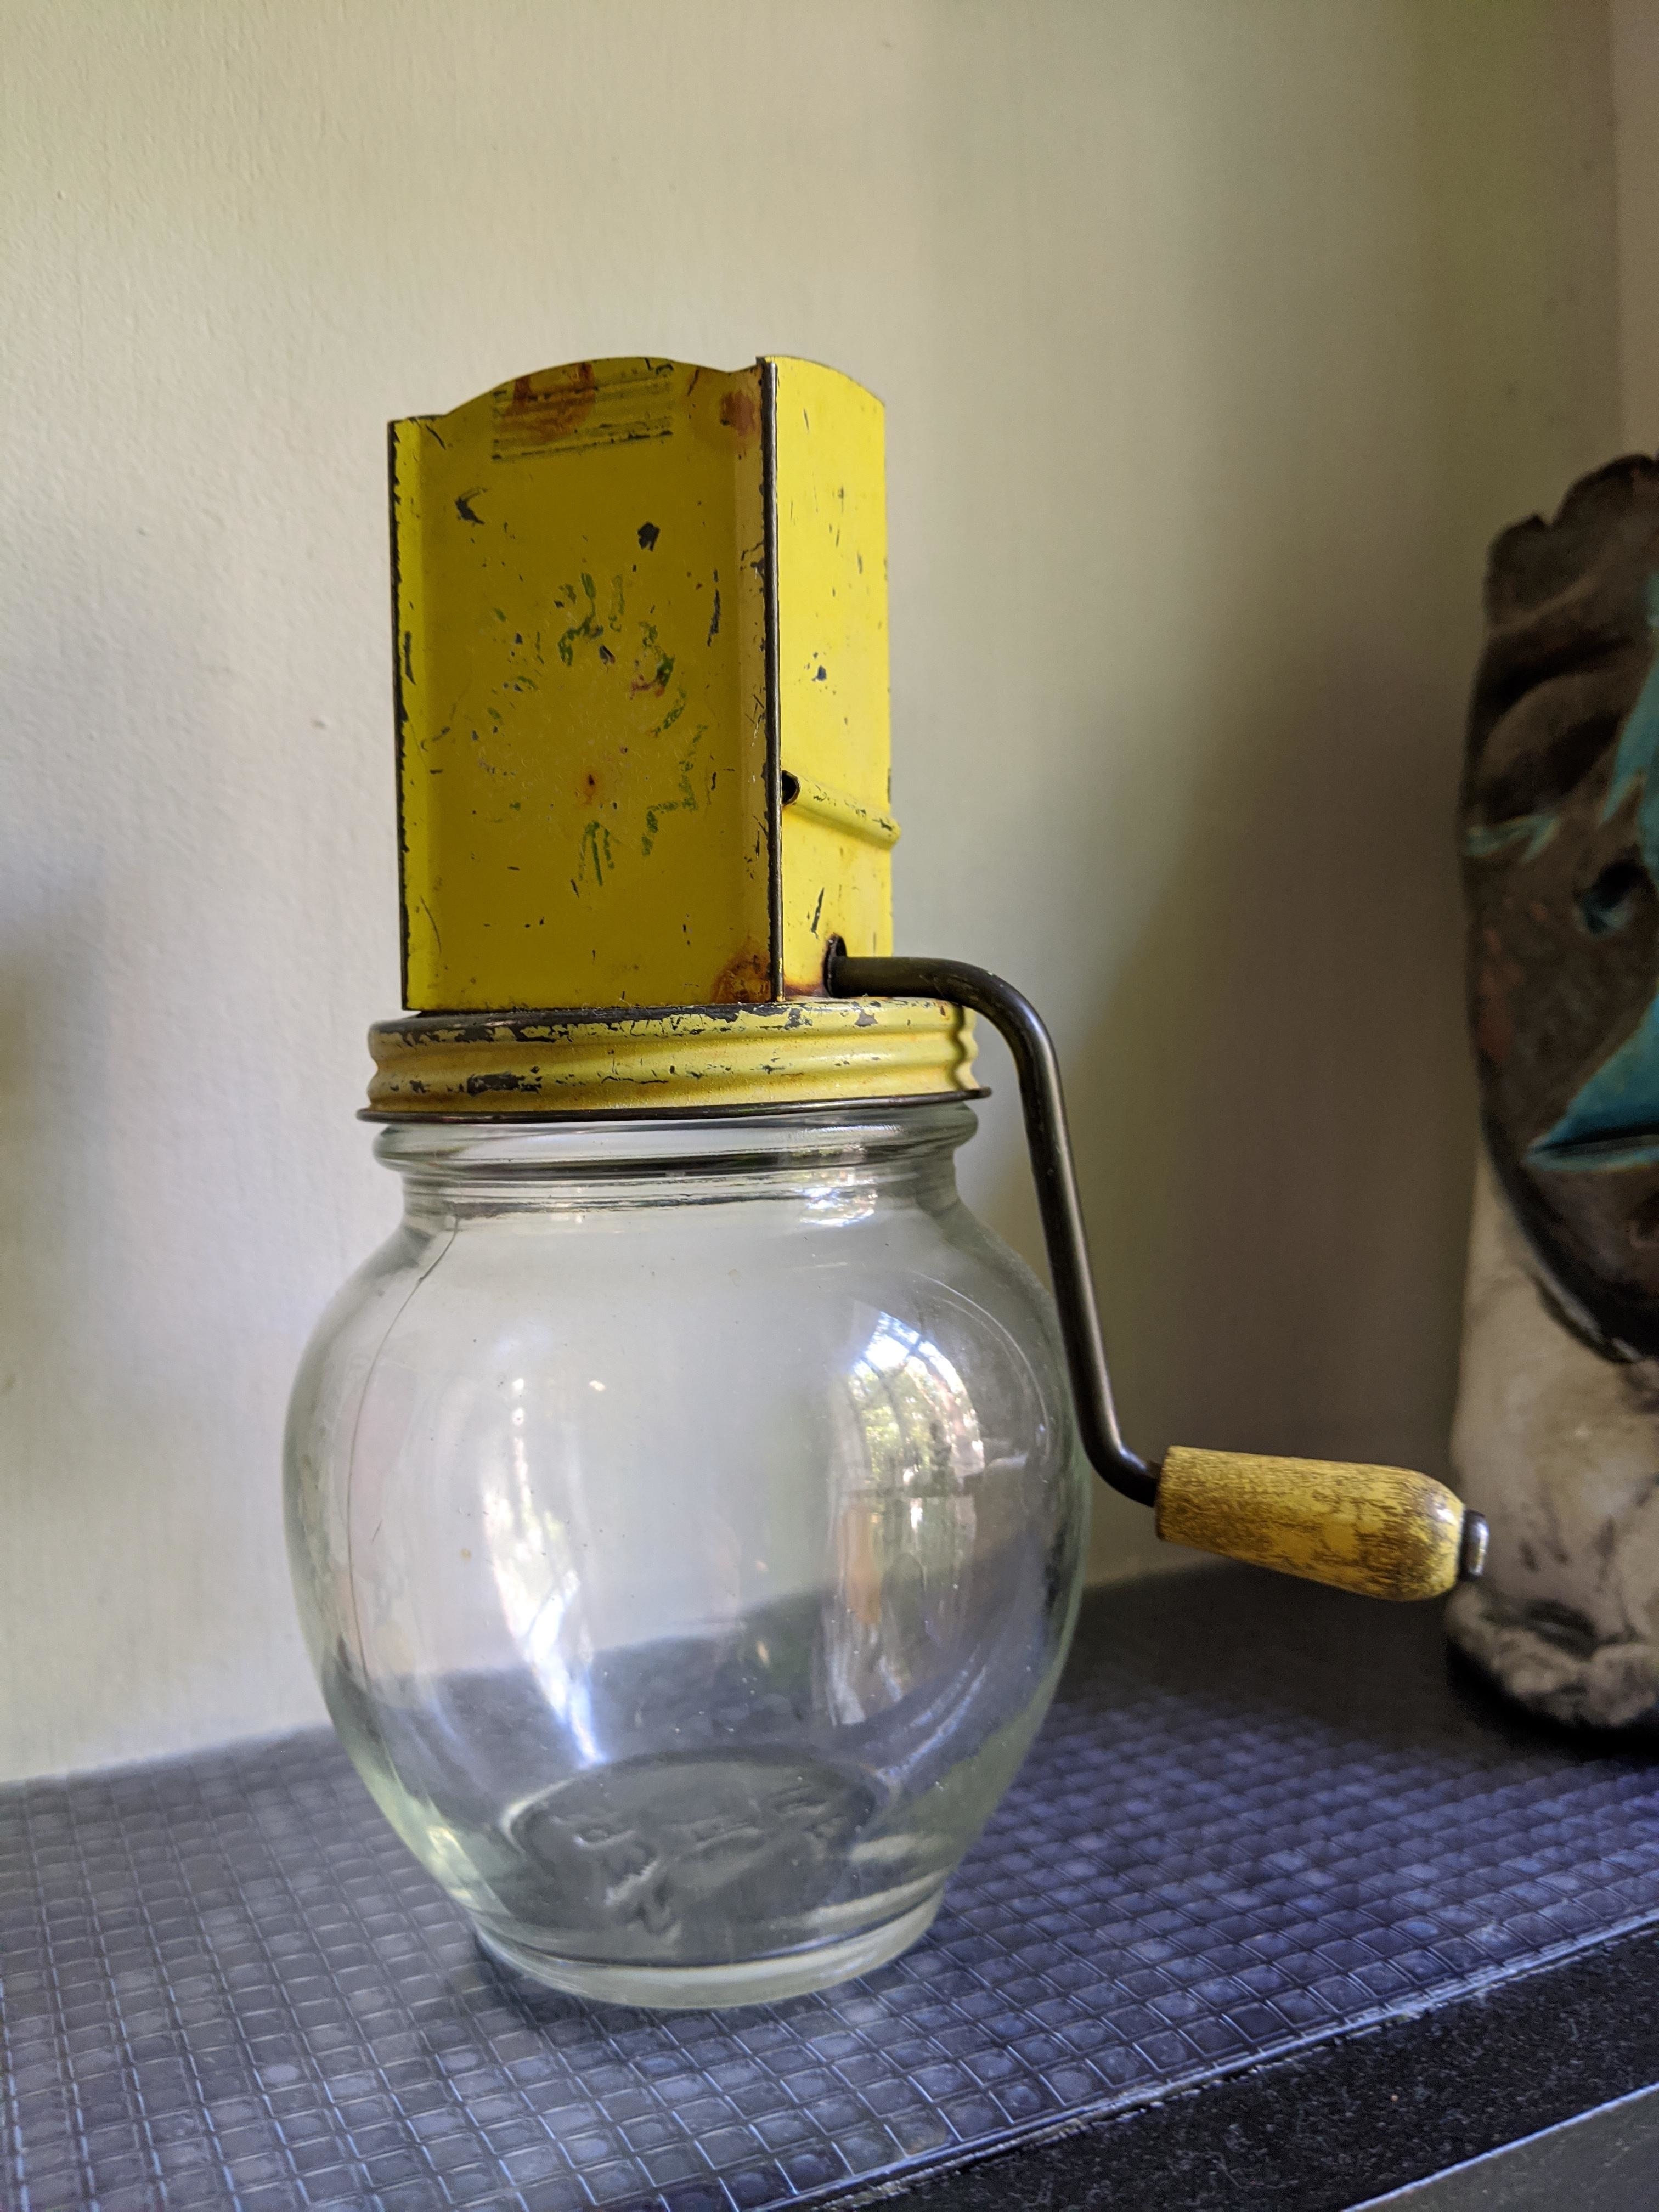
[285,1099,1088,2007]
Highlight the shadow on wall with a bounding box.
[955,0,1622,1584]
[984,631,1477,1585]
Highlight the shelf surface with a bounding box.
[5,1565,1659,2211]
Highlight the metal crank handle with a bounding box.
[823,943,1488,1604]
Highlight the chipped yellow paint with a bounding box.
[391,355,894,1026]
[366,997,977,1117]
[393,358,769,1012]
[770,358,894,990]
[1155,1447,1468,1602]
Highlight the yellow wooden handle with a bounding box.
[1155,1446,1477,1601]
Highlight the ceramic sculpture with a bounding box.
[1452,455,1659,1726]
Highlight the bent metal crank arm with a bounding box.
[823,941,1488,1604]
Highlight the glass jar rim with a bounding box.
[373,1094,981,1178]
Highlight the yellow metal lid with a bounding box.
[366,998,978,1119]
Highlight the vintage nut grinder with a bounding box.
[284,358,1487,2008]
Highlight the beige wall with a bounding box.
[0,1,1624,1779]
[1617,0,1659,450]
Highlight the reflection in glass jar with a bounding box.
[482,1375,599,1765]
[824,1313,984,1723]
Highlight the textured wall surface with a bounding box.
[1617,0,1659,452]
[0,0,1623,1778]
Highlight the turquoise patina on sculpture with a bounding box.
[1532,577,1659,1168]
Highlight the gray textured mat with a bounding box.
[5,1567,1659,2211]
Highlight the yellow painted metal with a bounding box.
[390,354,894,1030]
[770,358,895,991]
[393,358,769,1011]
[1155,1447,1468,1602]
[366,998,976,1118]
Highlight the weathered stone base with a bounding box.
[1447,1581,1659,1731]
[1449,1153,1659,1732]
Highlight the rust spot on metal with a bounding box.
[498,363,599,450]
[629,649,674,697]
[720,387,759,438]
[463,1069,540,1095]
[708,941,772,1004]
